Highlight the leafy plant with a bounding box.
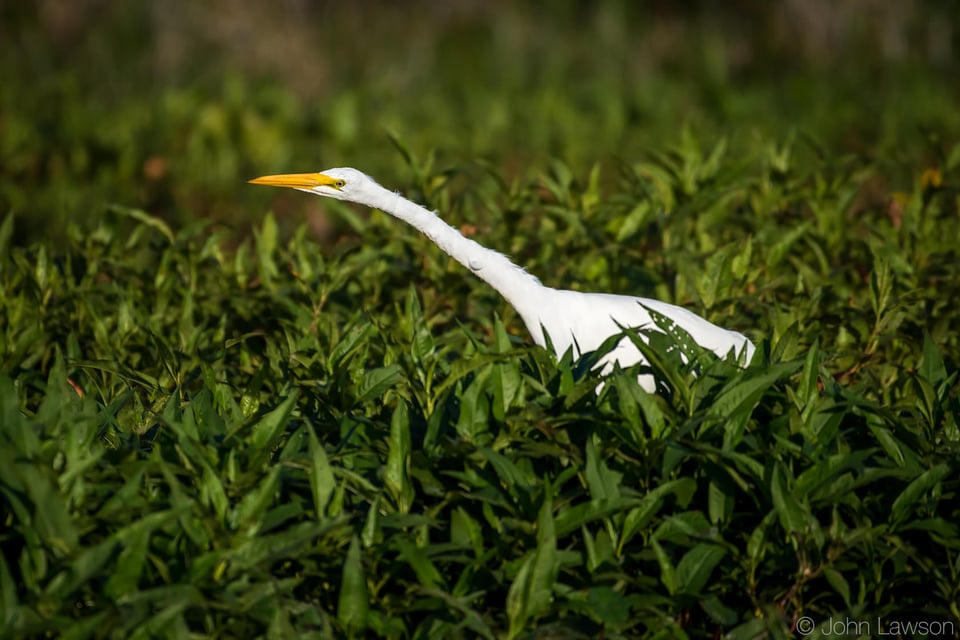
[2,3,960,636]
[2,136,958,636]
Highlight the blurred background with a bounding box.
[1,0,957,246]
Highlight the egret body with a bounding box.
[250,168,754,391]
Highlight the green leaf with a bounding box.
[478,447,531,508]
[584,586,631,627]
[329,321,376,371]
[824,568,851,608]
[308,427,337,518]
[651,540,676,595]
[584,436,622,503]
[254,212,280,286]
[869,253,893,319]
[730,236,753,279]
[451,507,485,557]
[361,497,382,547]
[675,544,726,595]
[0,376,32,454]
[770,322,800,362]
[61,613,111,640]
[919,332,947,386]
[355,364,403,405]
[45,537,119,599]
[394,538,444,590]
[490,359,521,420]
[555,495,639,539]
[619,477,697,551]
[701,594,738,626]
[794,450,871,500]
[697,243,734,309]
[232,465,281,533]
[13,463,78,556]
[107,204,175,243]
[654,511,712,541]
[707,477,733,525]
[890,463,950,528]
[105,509,182,599]
[725,618,769,640]
[770,464,807,537]
[868,422,922,472]
[200,463,229,521]
[611,367,664,436]
[248,391,299,454]
[710,360,802,421]
[806,402,845,446]
[768,221,810,266]
[456,372,492,443]
[506,492,557,637]
[619,318,692,409]
[337,537,369,636]
[406,287,435,362]
[796,338,820,410]
[615,202,651,242]
[0,213,13,265]
[385,401,415,513]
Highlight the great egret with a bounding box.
[250,168,755,391]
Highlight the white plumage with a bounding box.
[250,167,754,392]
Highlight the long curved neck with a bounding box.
[359,182,546,318]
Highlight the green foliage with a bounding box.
[3,3,959,247]
[2,132,959,637]
[2,3,960,637]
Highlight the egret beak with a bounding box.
[248,172,340,189]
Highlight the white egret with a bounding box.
[250,168,754,392]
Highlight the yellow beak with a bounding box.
[248,172,340,189]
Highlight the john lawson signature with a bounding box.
[796,615,955,637]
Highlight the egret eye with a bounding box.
[335,180,346,189]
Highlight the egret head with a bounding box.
[249,167,376,202]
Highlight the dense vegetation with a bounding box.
[2,2,959,638]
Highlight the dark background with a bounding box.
[2,0,957,245]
